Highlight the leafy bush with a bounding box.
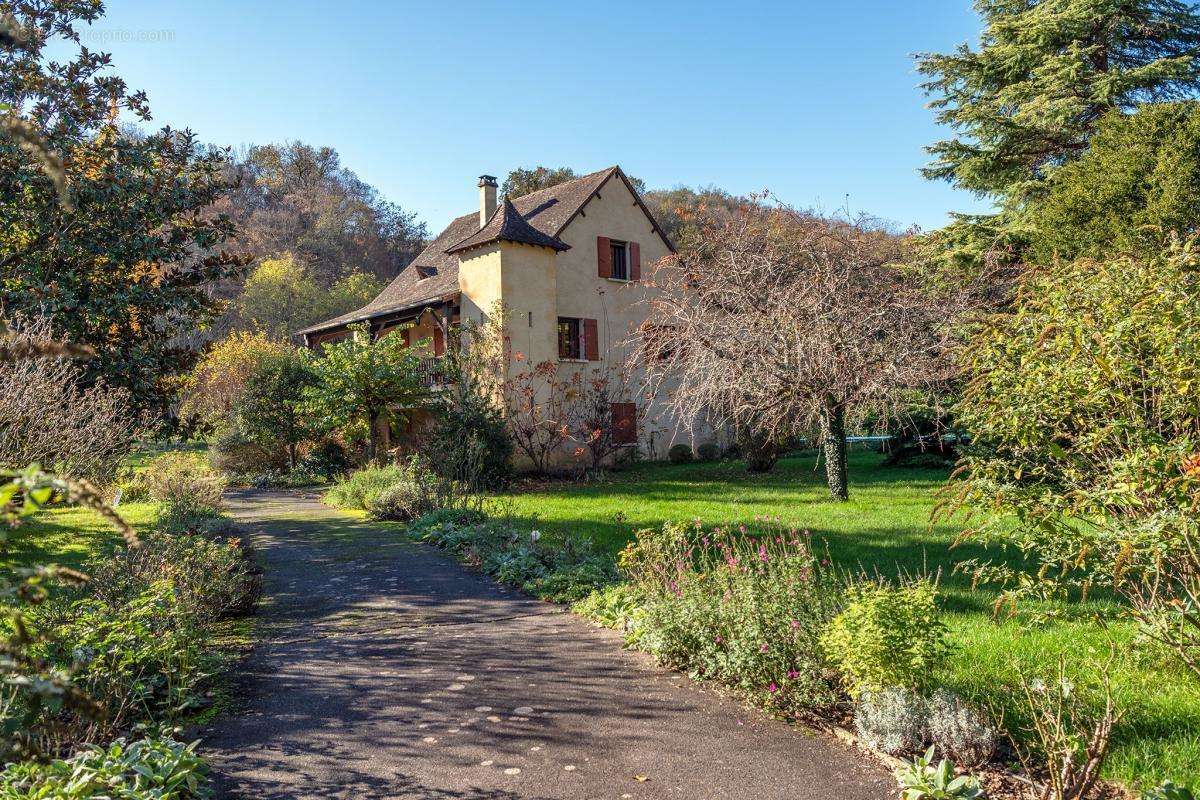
[854,686,928,756]
[409,513,617,604]
[667,443,693,464]
[821,579,949,699]
[86,532,259,623]
[301,439,352,480]
[116,471,150,503]
[946,243,1200,680]
[427,390,514,491]
[620,521,844,718]
[0,736,209,799]
[893,746,983,800]
[925,689,995,768]
[572,583,646,634]
[325,464,411,510]
[209,428,287,476]
[696,442,721,461]
[1143,782,1197,800]
[408,508,488,536]
[143,453,225,519]
[367,478,437,522]
[27,585,206,748]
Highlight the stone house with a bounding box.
[298,166,701,463]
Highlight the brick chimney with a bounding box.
[478,175,497,227]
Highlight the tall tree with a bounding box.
[639,201,978,500]
[916,0,1200,268]
[222,142,427,284]
[236,254,382,340]
[0,0,247,416]
[236,350,318,470]
[304,326,427,464]
[1025,101,1200,262]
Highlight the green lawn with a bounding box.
[497,450,1200,790]
[2,500,157,573]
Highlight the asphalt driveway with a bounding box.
[201,490,892,800]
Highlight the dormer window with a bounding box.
[416,265,438,280]
[609,240,629,281]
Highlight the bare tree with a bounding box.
[637,199,976,500]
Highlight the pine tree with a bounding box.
[918,0,1200,206]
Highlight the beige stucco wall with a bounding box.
[551,173,711,458]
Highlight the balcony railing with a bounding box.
[416,356,450,389]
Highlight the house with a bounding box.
[297,166,701,463]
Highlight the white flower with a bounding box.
[530,529,541,544]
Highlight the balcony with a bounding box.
[417,356,450,389]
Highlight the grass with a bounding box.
[495,449,1200,791]
[1,500,158,572]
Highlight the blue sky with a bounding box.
[88,0,990,233]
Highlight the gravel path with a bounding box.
[201,489,892,800]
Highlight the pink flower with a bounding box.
[738,524,748,534]
[759,643,769,653]
[758,545,769,562]
[789,619,800,630]
[787,670,799,679]
[767,682,778,693]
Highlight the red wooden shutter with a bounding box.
[583,318,599,361]
[612,402,637,444]
[433,327,445,356]
[597,236,611,278]
[630,241,641,281]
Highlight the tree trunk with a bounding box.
[366,410,380,465]
[819,397,849,501]
[288,441,298,472]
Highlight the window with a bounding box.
[610,240,629,280]
[416,265,438,279]
[558,317,582,360]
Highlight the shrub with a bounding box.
[1143,782,1197,800]
[893,746,983,800]
[427,390,514,491]
[0,736,209,799]
[925,689,995,768]
[410,513,617,604]
[408,508,488,536]
[27,585,207,748]
[0,317,138,488]
[209,428,287,475]
[854,686,928,756]
[86,532,259,623]
[179,330,289,431]
[621,521,844,718]
[301,439,352,480]
[143,453,226,518]
[1013,657,1119,800]
[667,443,693,464]
[696,442,721,461]
[946,243,1200,681]
[368,480,434,522]
[325,464,411,510]
[821,579,949,699]
[572,583,646,634]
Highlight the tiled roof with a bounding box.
[446,197,570,254]
[297,166,628,337]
